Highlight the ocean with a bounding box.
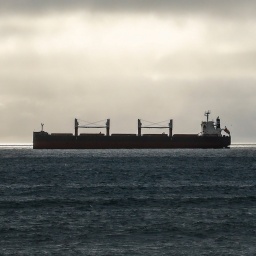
[0,146,256,255]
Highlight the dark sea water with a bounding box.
[0,146,256,255]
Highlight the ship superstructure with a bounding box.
[201,111,224,136]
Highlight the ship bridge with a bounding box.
[201,111,229,137]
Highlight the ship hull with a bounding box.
[33,132,231,149]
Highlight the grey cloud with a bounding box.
[151,49,256,78]
[0,0,256,18]
[0,23,35,37]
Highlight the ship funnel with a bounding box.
[216,116,220,129]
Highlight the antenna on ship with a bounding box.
[204,110,211,122]
[41,123,44,132]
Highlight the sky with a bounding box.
[1,0,256,143]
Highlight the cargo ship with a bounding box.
[33,111,231,149]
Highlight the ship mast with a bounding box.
[204,110,211,122]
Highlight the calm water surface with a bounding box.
[0,146,256,255]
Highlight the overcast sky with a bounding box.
[1,0,256,143]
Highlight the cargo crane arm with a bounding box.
[75,118,110,136]
[138,119,173,137]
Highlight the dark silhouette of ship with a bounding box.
[33,111,231,149]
